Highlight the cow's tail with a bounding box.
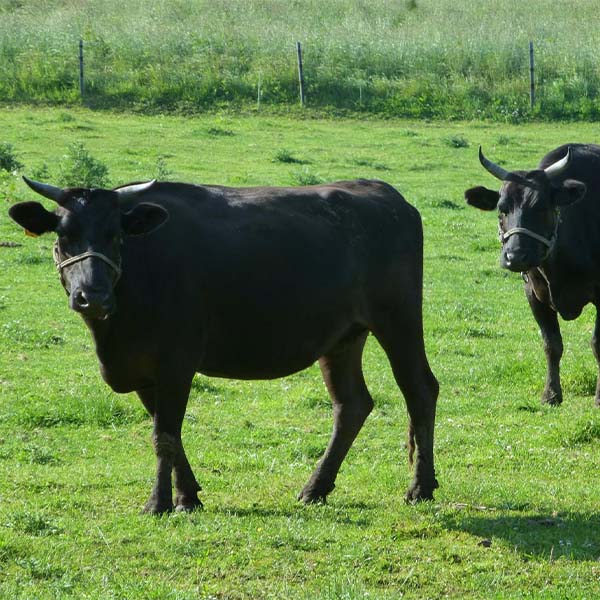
[407,420,415,467]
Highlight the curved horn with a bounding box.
[115,179,156,198]
[478,146,511,181]
[22,176,66,204]
[478,147,540,189]
[544,147,571,180]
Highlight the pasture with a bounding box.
[1,107,600,598]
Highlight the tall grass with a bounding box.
[1,0,600,118]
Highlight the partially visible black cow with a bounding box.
[465,144,600,405]
[9,176,438,513]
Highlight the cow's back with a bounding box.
[539,143,600,196]
[100,180,423,382]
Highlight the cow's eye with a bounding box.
[497,201,510,217]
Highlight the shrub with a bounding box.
[274,149,305,164]
[0,142,23,172]
[292,167,323,186]
[57,142,110,188]
[444,135,470,149]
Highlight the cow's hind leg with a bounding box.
[591,307,600,407]
[525,280,563,405]
[372,310,438,502]
[298,331,373,504]
[137,380,202,514]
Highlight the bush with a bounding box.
[273,149,305,164]
[0,142,23,172]
[444,135,470,149]
[57,142,110,188]
[292,167,323,186]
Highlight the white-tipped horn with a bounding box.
[544,147,571,180]
[22,176,66,204]
[115,180,156,198]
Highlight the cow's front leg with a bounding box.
[525,277,563,405]
[145,429,178,514]
[138,377,199,514]
[591,307,600,407]
[173,446,203,512]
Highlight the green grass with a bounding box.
[1,0,600,119]
[2,108,600,598]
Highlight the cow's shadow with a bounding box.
[439,507,600,561]
[212,500,377,525]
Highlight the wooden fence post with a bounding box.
[79,39,85,98]
[296,42,305,106]
[257,71,262,110]
[529,41,535,109]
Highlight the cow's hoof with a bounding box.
[541,390,562,406]
[142,498,174,515]
[405,479,438,504]
[174,494,203,512]
[297,482,333,504]
[298,491,327,504]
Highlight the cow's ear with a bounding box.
[121,202,169,236]
[553,179,586,207]
[8,201,59,235]
[464,186,499,211]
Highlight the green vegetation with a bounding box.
[2,108,600,598]
[1,0,600,119]
[56,141,110,188]
[0,142,23,173]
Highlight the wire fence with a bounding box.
[3,37,600,121]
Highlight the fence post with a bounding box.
[257,71,262,110]
[529,41,535,109]
[296,41,305,106]
[79,39,85,98]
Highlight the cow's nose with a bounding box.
[71,288,114,319]
[503,250,531,272]
[73,289,90,311]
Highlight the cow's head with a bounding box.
[8,178,168,320]
[464,147,586,272]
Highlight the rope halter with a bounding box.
[53,241,122,285]
[497,210,560,260]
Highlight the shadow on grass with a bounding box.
[440,509,600,561]
[212,499,377,522]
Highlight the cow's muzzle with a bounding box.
[70,287,115,320]
[53,241,121,320]
[498,216,559,272]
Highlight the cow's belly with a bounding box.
[197,354,318,380]
[196,314,360,380]
[551,281,594,321]
[556,299,587,321]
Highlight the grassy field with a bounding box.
[2,0,600,119]
[1,107,600,598]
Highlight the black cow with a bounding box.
[465,144,599,405]
[9,176,438,513]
